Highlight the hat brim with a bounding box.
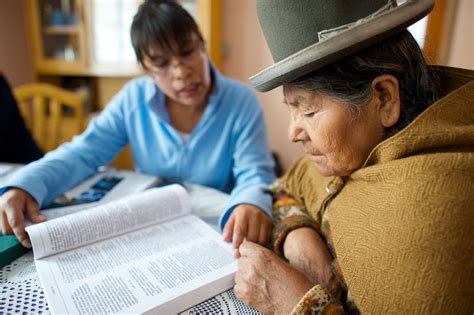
[250,0,435,92]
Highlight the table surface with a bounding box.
[0,168,261,314]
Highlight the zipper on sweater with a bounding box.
[178,141,188,180]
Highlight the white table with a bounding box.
[0,167,261,314]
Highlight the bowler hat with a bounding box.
[250,0,435,92]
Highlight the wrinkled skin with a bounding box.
[235,241,314,314]
[235,75,401,312]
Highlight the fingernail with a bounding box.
[22,239,32,248]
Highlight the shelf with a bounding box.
[43,25,80,35]
[36,63,144,77]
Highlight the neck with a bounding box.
[165,93,210,133]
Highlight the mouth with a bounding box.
[306,151,323,161]
[179,83,200,97]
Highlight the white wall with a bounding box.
[220,0,473,172]
[0,0,34,87]
[445,0,474,69]
[221,0,302,172]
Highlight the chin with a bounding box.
[311,162,350,177]
[311,163,334,177]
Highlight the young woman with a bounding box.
[0,0,275,252]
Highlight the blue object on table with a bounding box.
[71,176,122,204]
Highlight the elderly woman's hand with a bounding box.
[223,204,272,255]
[235,241,313,314]
[283,227,341,298]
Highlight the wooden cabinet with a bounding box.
[27,0,88,74]
[27,0,221,78]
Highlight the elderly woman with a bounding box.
[234,0,474,313]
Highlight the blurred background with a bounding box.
[1,0,472,172]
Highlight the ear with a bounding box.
[371,75,401,128]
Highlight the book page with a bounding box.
[0,164,15,176]
[24,170,159,225]
[0,163,22,186]
[186,182,230,229]
[34,215,237,314]
[26,184,190,259]
[37,202,101,222]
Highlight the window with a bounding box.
[90,0,139,66]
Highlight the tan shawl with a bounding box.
[282,66,474,314]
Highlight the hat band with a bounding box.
[318,0,395,41]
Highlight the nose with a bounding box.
[288,119,307,143]
[170,58,191,79]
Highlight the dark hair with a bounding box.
[288,30,438,137]
[131,0,204,67]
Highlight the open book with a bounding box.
[1,168,159,269]
[25,184,237,314]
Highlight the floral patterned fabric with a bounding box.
[269,181,357,314]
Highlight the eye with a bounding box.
[181,47,195,57]
[156,60,170,68]
[304,112,315,118]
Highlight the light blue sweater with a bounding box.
[1,67,276,230]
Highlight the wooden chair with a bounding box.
[13,83,87,152]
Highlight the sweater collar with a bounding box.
[363,66,474,167]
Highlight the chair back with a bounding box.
[13,83,86,152]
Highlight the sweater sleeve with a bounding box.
[290,285,344,315]
[218,88,276,229]
[270,180,319,257]
[0,82,133,206]
[270,179,347,314]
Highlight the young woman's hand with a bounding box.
[0,188,46,248]
[234,241,313,314]
[223,204,272,256]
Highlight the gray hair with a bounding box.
[287,30,438,137]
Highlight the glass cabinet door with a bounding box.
[27,0,220,75]
[29,0,87,73]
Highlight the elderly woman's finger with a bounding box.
[238,240,265,257]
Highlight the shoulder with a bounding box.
[216,72,260,107]
[283,157,315,183]
[116,75,156,100]
[346,151,474,219]
[281,156,323,197]
[332,152,474,312]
